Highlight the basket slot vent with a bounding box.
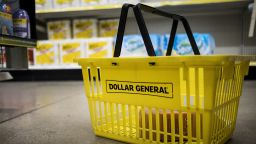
[87,68,93,96]
[180,67,204,109]
[87,68,91,81]
[97,67,103,94]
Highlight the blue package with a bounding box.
[0,12,13,35]
[0,1,13,35]
[120,34,163,57]
[162,33,215,55]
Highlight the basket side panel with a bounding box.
[210,63,248,144]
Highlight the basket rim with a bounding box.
[75,55,256,66]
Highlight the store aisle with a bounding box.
[0,81,255,144]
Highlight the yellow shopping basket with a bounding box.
[77,3,253,144]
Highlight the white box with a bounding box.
[47,20,71,40]
[59,39,85,65]
[80,0,97,6]
[53,0,80,8]
[72,19,97,38]
[80,0,107,6]
[85,37,113,58]
[99,19,119,37]
[99,0,108,5]
[108,0,139,4]
[36,0,53,10]
[35,40,59,65]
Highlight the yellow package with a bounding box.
[35,41,59,65]
[53,0,79,8]
[47,20,71,40]
[99,19,119,37]
[59,40,83,64]
[85,38,113,58]
[36,0,53,10]
[73,19,97,38]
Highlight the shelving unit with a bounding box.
[0,0,36,72]
[0,34,36,48]
[36,0,251,19]
[30,0,256,80]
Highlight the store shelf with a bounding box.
[250,61,256,66]
[29,65,81,70]
[0,34,36,48]
[0,68,28,72]
[36,0,252,19]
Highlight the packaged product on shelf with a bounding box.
[59,39,84,64]
[140,0,165,2]
[121,34,162,57]
[162,33,215,55]
[99,19,119,37]
[0,1,11,13]
[35,41,59,65]
[13,9,31,38]
[53,0,79,9]
[109,0,139,4]
[47,20,71,40]
[85,37,113,58]
[0,2,13,35]
[80,0,107,6]
[73,19,97,39]
[27,48,35,65]
[35,0,53,10]
[0,47,6,67]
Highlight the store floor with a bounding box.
[0,81,255,144]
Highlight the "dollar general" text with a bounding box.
[106,80,173,98]
[109,83,169,94]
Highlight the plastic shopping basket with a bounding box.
[77,3,253,144]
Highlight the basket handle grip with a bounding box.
[114,3,200,57]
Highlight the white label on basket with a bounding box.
[106,80,173,98]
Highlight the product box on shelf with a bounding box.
[27,48,35,65]
[85,37,113,58]
[109,0,139,4]
[140,0,165,2]
[47,20,71,40]
[99,19,119,37]
[35,0,53,10]
[120,34,162,57]
[0,12,13,35]
[35,41,59,65]
[73,19,97,39]
[53,0,79,9]
[162,33,215,55]
[80,0,107,6]
[0,47,6,67]
[59,39,84,65]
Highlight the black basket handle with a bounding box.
[114,3,200,57]
[114,4,136,57]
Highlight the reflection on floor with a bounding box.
[0,82,82,123]
[0,81,255,144]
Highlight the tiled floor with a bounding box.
[0,81,255,144]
